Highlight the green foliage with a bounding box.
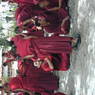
[0,2,17,49]
[0,38,9,48]
[2,76,10,83]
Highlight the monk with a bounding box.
[2,50,20,66]
[34,0,70,35]
[10,90,67,95]
[2,52,15,64]
[15,4,69,35]
[16,91,67,95]
[11,34,75,59]
[15,5,45,27]
[3,59,59,94]
[11,33,80,71]
[34,53,70,72]
[34,8,70,35]
[36,0,69,11]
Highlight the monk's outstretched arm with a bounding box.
[23,55,35,59]
[47,0,62,11]
[16,33,37,39]
[59,0,62,8]
[61,16,69,26]
[44,57,54,70]
[23,18,33,25]
[20,18,34,26]
[61,16,69,32]
[16,33,27,37]
[23,36,38,39]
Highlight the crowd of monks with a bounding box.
[1,0,81,95]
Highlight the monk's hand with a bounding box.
[34,58,43,68]
[44,57,54,70]
[61,16,69,27]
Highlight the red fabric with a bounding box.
[15,5,25,21]
[41,62,53,72]
[12,35,72,60]
[16,92,34,95]
[9,60,59,92]
[41,53,70,71]
[12,35,37,60]
[27,30,44,37]
[32,36,73,57]
[4,51,15,63]
[4,59,14,63]
[9,0,38,5]
[42,8,70,35]
[15,5,45,26]
[18,60,26,76]
[54,92,66,95]
[40,92,66,95]
[9,77,23,91]
[15,5,46,33]
[16,5,33,26]
[15,5,69,35]
[16,92,24,95]
[36,0,68,9]
[4,51,14,58]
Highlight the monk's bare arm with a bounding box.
[59,0,62,8]
[23,36,38,39]
[44,57,54,69]
[22,18,34,25]
[23,55,35,59]
[16,33,27,37]
[61,16,69,26]
[16,33,37,39]
[47,0,62,11]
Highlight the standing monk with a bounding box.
[36,0,69,11]
[11,33,80,71]
[15,4,69,35]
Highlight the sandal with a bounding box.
[73,33,81,50]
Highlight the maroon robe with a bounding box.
[9,60,59,92]
[40,91,66,95]
[4,59,14,64]
[26,29,44,36]
[54,92,66,95]
[16,91,66,95]
[15,5,69,35]
[9,0,38,5]
[11,35,73,60]
[41,53,70,71]
[40,8,70,35]
[36,0,68,9]
[16,92,24,95]
[4,52,16,63]
[15,5,45,26]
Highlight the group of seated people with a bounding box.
[1,0,81,95]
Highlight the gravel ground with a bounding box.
[55,0,95,95]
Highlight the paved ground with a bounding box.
[56,0,95,95]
